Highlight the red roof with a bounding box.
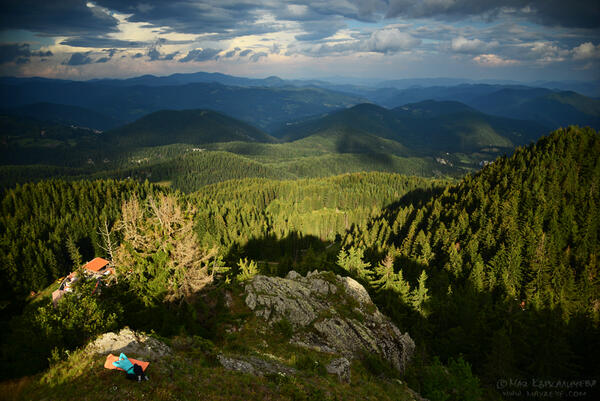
[83,257,110,272]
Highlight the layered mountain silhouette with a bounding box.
[278,101,547,154]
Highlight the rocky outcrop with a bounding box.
[244,270,415,374]
[326,357,351,383]
[86,327,171,359]
[217,354,297,377]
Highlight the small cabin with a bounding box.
[52,258,113,307]
[83,257,113,277]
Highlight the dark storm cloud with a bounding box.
[92,1,599,35]
[201,23,286,41]
[2,0,598,50]
[0,0,119,35]
[294,19,346,41]
[0,43,52,64]
[145,39,180,61]
[533,0,600,29]
[95,0,263,34]
[95,48,119,63]
[179,48,221,62]
[60,37,146,48]
[386,0,600,29]
[63,52,93,65]
[291,0,387,22]
[88,1,386,41]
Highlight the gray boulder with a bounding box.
[85,327,171,360]
[244,270,415,374]
[326,357,351,383]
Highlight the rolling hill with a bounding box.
[101,109,276,148]
[0,114,101,166]
[277,101,547,154]
[1,100,550,190]
[472,89,600,129]
[0,102,123,131]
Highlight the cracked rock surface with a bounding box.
[244,270,415,374]
[86,327,171,360]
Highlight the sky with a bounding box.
[0,0,599,82]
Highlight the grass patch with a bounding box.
[292,354,327,377]
[273,318,294,340]
[2,345,420,401]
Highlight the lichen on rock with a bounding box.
[244,270,415,374]
[217,354,297,377]
[85,327,171,360]
[326,357,351,383]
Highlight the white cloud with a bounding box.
[520,41,570,64]
[572,42,600,60]
[473,54,518,67]
[363,28,420,53]
[451,36,489,53]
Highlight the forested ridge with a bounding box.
[346,126,599,319]
[0,173,447,311]
[341,126,600,394]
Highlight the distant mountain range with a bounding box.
[0,78,365,132]
[1,73,599,135]
[375,85,600,129]
[1,99,554,190]
[1,71,599,190]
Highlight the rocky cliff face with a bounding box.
[244,270,415,374]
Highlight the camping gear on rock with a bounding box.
[112,353,135,373]
[126,363,148,382]
[104,353,150,381]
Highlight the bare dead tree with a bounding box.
[148,194,186,236]
[98,218,117,263]
[118,196,152,250]
[147,195,165,231]
[117,193,219,303]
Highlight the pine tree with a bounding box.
[237,257,259,282]
[393,268,412,304]
[337,246,372,281]
[411,270,430,316]
[371,252,395,291]
[66,236,82,271]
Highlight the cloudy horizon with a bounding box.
[1,0,599,82]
